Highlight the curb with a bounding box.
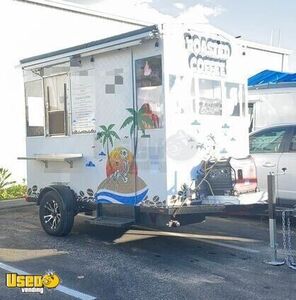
[0,199,35,210]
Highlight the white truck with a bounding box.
[19,24,266,236]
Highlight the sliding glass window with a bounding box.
[44,74,68,136]
[25,80,44,137]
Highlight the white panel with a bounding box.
[251,90,296,130]
[163,24,249,203]
[244,48,285,77]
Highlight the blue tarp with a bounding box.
[248,69,296,86]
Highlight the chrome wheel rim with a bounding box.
[43,200,61,230]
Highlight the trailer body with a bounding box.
[20,24,265,232]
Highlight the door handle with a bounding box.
[262,162,276,168]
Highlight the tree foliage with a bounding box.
[120,107,153,137]
[96,124,120,156]
[0,168,15,190]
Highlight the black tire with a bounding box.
[39,190,75,236]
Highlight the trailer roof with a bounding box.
[20,25,158,66]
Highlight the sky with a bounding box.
[64,0,296,70]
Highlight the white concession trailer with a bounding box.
[19,24,266,236]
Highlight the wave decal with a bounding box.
[95,188,148,205]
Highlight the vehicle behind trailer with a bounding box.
[250,123,296,207]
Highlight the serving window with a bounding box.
[24,62,70,137]
[224,83,246,117]
[196,79,246,117]
[198,79,222,115]
[224,82,240,116]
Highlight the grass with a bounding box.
[0,184,27,200]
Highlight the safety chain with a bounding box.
[282,210,296,270]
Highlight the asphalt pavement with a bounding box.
[0,204,295,300]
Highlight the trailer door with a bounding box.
[95,49,147,206]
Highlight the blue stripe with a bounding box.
[95,199,113,204]
[95,189,148,205]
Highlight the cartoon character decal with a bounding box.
[95,147,148,205]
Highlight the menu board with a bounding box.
[71,69,96,134]
[199,98,222,115]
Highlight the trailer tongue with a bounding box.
[19,24,267,236]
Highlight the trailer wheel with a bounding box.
[39,190,75,236]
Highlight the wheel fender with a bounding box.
[38,185,77,214]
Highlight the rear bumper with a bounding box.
[84,202,269,229]
[137,203,268,227]
[221,203,268,216]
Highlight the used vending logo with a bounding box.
[184,32,232,77]
[6,272,60,294]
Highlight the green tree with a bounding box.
[121,107,153,137]
[120,107,154,157]
[96,124,120,158]
[0,168,15,190]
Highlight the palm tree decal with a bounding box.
[96,124,120,158]
[120,107,153,138]
[120,107,154,161]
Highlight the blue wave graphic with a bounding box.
[95,188,148,205]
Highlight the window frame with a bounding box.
[285,126,296,153]
[134,54,164,130]
[224,81,242,117]
[249,126,290,154]
[24,79,45,138]
[43,72,69,137]
[198,78,223,116]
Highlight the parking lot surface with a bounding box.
[0,204,295,300]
